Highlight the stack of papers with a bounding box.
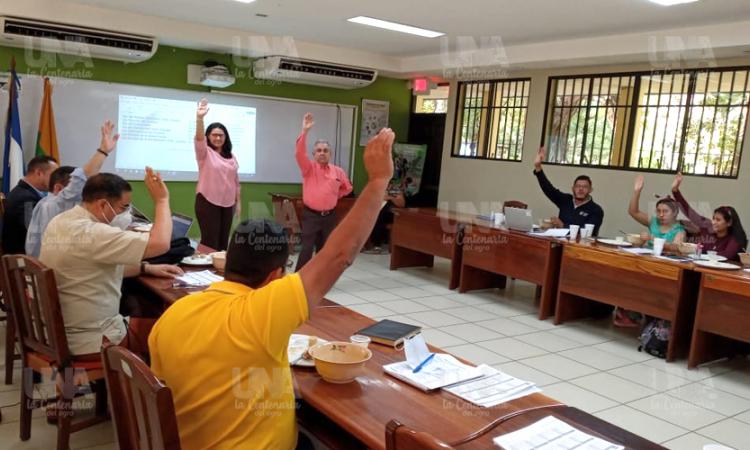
[622,247,653,255]
[529,228,570,238]
[493,416,624,450]
[443,365,540,407]
[383,354,483,391]
[175,270,223,287]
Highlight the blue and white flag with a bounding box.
[3,63,24,194]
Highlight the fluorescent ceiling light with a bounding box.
[233,0,256,3]
[347,16,444,38]
[648,0,699,6]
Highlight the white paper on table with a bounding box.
[403,333,431,369]
[383,354,483,391]
[529,228,570,238]
[443,364,540,407]
[622,247,653,255]
[493,416,624,450]
[175,270,223,286]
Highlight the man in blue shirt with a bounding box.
[532,147,604,236]
[25,121,119,257]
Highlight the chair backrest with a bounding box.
[2,254,71,366]
[102,345,181,450]
[386,420,455,450]
[503,200,528,212]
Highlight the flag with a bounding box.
[35,77,59,161]
[2,57,24,195]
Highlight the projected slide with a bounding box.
[115,95,257,180]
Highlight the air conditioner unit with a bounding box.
[0,16,158,63]
[253,56,377,89]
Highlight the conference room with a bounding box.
[1,0,750,449]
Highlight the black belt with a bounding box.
[304,205,335,217]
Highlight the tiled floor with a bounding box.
[1,252,749,449]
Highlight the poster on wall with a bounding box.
[390,143,427,197]
[359,99,389,145]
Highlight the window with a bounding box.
[414,85,449,113]
[452,79,531,161]
[542,67,750,178]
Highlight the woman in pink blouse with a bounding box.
[194,98,241,251]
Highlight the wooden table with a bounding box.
[134,267,664,449]
[459,224,563,320]
[269,192,356,233]
[688,267,750,368]
[389,208,475,290]
[555,241,700,361]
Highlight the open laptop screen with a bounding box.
[171,213,194,240]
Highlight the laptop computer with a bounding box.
[505,207,534,232]
[171,213,194,240]
[131,205,151,225]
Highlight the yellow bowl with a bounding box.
[210,251,226,271]
[740,253,750,267]
[308,342,372,384]
[625,234,645,247]
[678,242,698,256]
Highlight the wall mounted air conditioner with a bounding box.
[0,16,158,63]
[253,56,377,89]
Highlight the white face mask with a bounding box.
[106,201,133,231]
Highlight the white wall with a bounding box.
[438,58,750,239]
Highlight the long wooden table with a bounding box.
[389,208,468,289]
[459,223,563,320]
[135,267,664,449]
[555,241,700,361]
[688,268,750,368]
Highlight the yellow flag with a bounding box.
[35,77,59,161]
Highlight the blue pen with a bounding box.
[412,353,436,373]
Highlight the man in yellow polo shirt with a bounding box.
[148,127,396,450]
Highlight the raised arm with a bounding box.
[533,147,566,206]
[142,167,173,258]
[83,120,119,178]
[671,173,712,231]
[195,98,209,141]
[299,128,394,308]
[628,175,650,227]
[295,113,313,176]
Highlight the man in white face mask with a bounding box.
[40,167,182,359]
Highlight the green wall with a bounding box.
[0,45,411,236]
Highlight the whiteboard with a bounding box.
[0,75,357,183]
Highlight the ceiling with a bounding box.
[69,0,750,57]
[4,0,750,77]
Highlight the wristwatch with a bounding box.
[97,148,108,157]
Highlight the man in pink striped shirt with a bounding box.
[295,113,353,270]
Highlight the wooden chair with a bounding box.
[2,254,108,450]
[102,345,181,450]
[1,258,20,386]
[502,200,528,212]
[386,420,455,450]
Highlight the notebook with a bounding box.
[356,319,422,349]
[383,354,483,391]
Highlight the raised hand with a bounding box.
[634,175,645,192]
[534,147,545,171]
[364,128,395,183]
[196,98,210,119]
[302,112,314,132]
[99,120,120,154]
[144,166,169,203]
[671,172,683,192]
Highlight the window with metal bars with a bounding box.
[452,79,530,161]
[542,67,750,178]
